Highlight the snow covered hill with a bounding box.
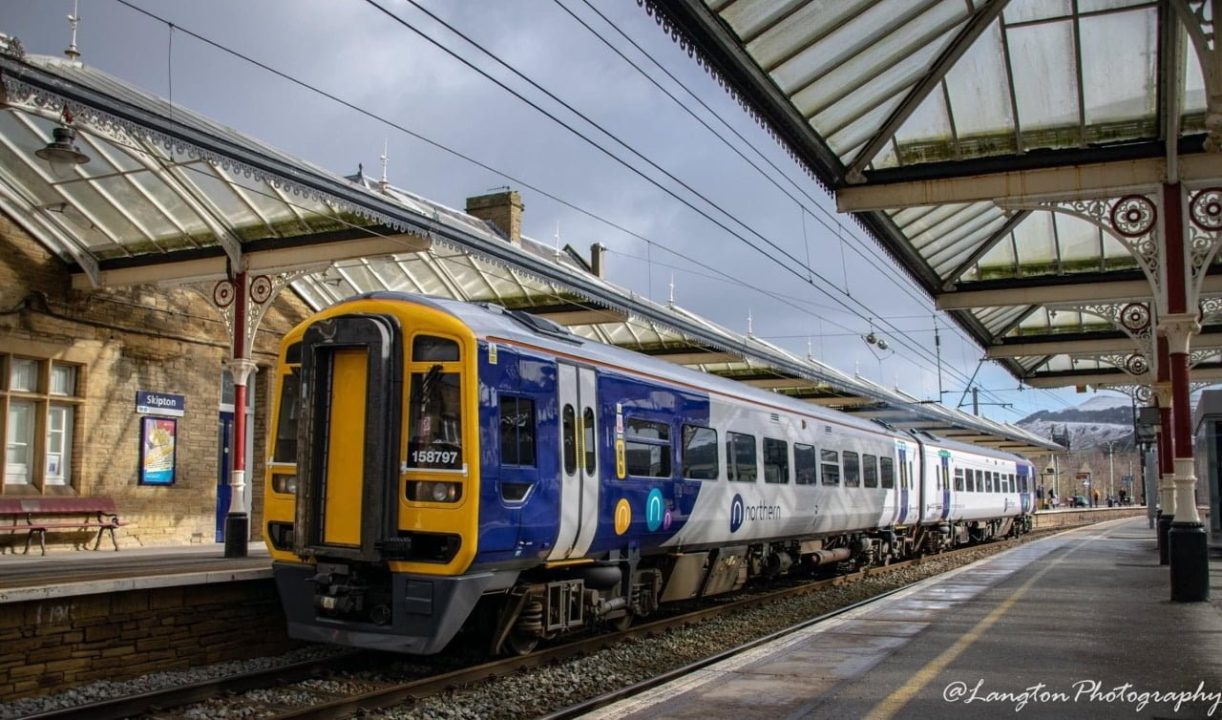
[1017,394,1135,451]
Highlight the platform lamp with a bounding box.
[35,108,90,178]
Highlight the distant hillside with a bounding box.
[1017,395,1134,450]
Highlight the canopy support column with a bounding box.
[1161,182,1209,601]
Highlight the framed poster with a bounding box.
[139,416,178,486]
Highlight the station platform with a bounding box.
[586,517,1222,720]
[0,543,271,604]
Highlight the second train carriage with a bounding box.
[263,293,1035,654]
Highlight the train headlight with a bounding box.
[272,474,298,494]
[407,481,462,503]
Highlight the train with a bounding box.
[262,292,1035,655]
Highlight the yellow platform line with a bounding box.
[865,527,1118,720]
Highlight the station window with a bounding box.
[726,432,757,482]
[794,443,818,485]
[2,355,83,493]
[880,456,895,489]
[820,449,840,486]
[681,424,718,480]
[624,417,671,478]
[843,451,860,487]
[954,467,964,492]
[763,438,789,484]
[499,396,536,467]
[863,454,878,488]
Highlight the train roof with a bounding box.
[349,292,1029,462]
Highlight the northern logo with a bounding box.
[730,494,745,533]
[730,493,782,533]
[646,488,665,532]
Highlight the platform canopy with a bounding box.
[646,0,1222,398]
[0,37,1058,454]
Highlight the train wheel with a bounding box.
[505,631,539,656]
[611,613,633,632]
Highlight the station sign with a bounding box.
[136,390,185,417]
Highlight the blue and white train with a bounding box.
[263,293,1035,654]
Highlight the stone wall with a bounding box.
[0,212,312,545]
[0,580,296,699]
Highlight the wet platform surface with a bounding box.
[0,543,271,603]
[586,518,1222,720]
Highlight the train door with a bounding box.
[548,363,599,560]
[896,442,910,525]
[939,451,951,521]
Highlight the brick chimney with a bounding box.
[465,190,523,246]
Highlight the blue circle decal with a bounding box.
[646,488,665,532]
[730,493,745,533]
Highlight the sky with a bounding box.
[2,0,1090,425]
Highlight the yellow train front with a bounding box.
[263,293,489,654]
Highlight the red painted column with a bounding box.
[1155,337,1173,565]
[224,271,255,558]
[1160,182,1209,601]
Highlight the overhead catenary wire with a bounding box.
[368,0,1011,406]
[109,0,1029,414]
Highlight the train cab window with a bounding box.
[954,468,964,492]
[407,368,463,470]
[863,454,878,488]
[625,418,671,478]
[880,457,894,489]
[413,335,459,362]
[820,449,840,486]
[273,369,300,463]
[843,451,860,487]
[681,425,718,480]
[726,432,757,482]
[583,408,596,474]
[794,443,818,485]
[499,396,536,467]
[763,438,789,483]
[562,405,577,475]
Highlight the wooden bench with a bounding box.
[0,497,127,555]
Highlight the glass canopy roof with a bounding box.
[651,0,1220,392]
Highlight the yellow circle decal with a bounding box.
[614,498,632,535]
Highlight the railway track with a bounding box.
[18,528,1069,720]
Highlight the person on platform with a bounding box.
[1092,488,1100,508]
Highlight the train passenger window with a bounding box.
[499,396,536,467]
[412,335,459,362]
[562,405,577,475]
[954,468,964,492]
[681,425,718,480]
[273,369,300,463]
[763,438,789,483]
[863,454,878,488]
[794,443,818,485]
[625,418,671,478]
[843,452,860,487]
[820,449,840,486]
[407,368,463,470]
[880,457,894,489]
[726,432,757,482]
[583,408,596,475]
[968,469,977,492]
[986,471,995,493]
